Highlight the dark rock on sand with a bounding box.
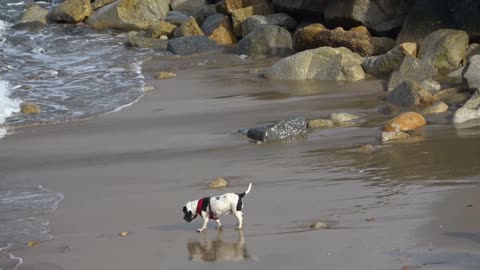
[167,36,220,55]
[195,4,219,25]
[386,80,436,108]
[232,25,293,57]
[246,117,307,143]
[387,56,437,91]
[324,0,410,36]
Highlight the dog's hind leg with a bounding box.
[233,211,243,230]
[197,217,209,233]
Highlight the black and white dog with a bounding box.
[182,183,252,232]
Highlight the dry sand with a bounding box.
[1,53,480,270]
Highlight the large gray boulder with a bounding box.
[463,55,480,90]
[246,117,307,143]
[86,0,169,31]
[453,91,480,124]
[418,29,469,74]
[272,0,328,16]
[324,0,410,35]
[232,25,293,57]
[387,56,437,91]
[241,13,297,37]
[167,36,220,55]
[47,0,92,23]
[265,46,365,81]
[165,11,190,26]
[170,0,208,15]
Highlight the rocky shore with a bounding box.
[16,0,480,144]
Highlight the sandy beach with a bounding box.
[1,52,480,270]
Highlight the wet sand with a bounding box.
[1,52,480,270]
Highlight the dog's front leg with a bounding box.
[197,216,209,233]
[215,219,223,230]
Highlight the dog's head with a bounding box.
[182,201,196,223]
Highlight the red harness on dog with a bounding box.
[196,197,217,219]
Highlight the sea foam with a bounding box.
[0,80,21,138]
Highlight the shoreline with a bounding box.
[1,52,479,270]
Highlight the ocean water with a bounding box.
[0,0,166,135]
[0,1,166,268]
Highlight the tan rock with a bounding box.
[293,23,326,52]
[421,101,449,114]
[202,14,236,46]
[156,72,176,80]
[381,131,410,142]
[47,0,92,23]
[383,112,426,132]
[231,3,273,37]
[119,231,129,237]
[173,16,204,38]
[399,42,418,57]
[219,0,269,14]
[310,221,328,230]
[17,4,49,24]
[209,177,229,189]
[20,102,41,114]
[307,118,334,128]
[349,25,370,36]
[92,0,116,10]
[147,21,177,38]
[26,241,38,247]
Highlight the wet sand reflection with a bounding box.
[187,230,251,263]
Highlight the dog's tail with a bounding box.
[238,183,252,199]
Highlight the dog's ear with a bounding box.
[183,206,187,213]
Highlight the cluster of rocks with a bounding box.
[18,0,480,135]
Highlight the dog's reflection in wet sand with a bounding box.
[187,230,251,262]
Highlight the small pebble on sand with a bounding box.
[310,221,328,230]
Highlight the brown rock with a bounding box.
[312,27,374,57]
[399,42,418,57]
[47,0,92,23]
[293,23,326,52]
[349,26,370,36]
[383,112,427,132]
[231,3,273,37]
[386,80,437,108]
[119,231,129,237]
[20,102,41,114]
[147,21,177,38]
[17,4,49,24]
[26,241,38,247]
[208,177,228,189]
[371,37,395,55]
[174,16,204,38]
